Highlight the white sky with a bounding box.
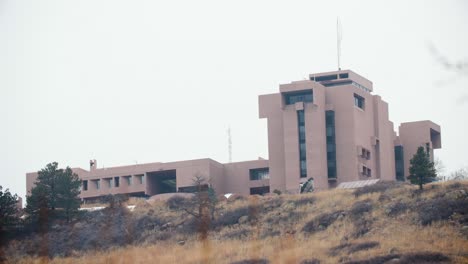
[1,0,467,200]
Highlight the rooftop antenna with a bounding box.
[227,126,232,163]
[337,17,342,71]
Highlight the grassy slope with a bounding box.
[5,181,468,264]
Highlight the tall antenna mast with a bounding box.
[227,126,232,163]
[337,17,342,70]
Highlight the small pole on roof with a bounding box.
[227,126,232,163]
[337,17,342,71]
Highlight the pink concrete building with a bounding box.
[26,69,441,201]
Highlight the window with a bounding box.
[114,177,120,187]
[82,180,88,191]
[249,168,270,181]
[299,126,306,142]
[135,174,145,184]
[284,90,313,105]
[297,110,308,178]
[300,160,307,178]
[394,146,405,181]
[250,186,270,195]
[339,73,349,78]
[93,179,100,190]
[362,166,372,177]
[361,148,371,160]
[315,74,338,82]
[326,111,337,178]
[425,143,431,158]
[354,94,365,109]
[322,81,353,87]
[124,176,132,186]
[179,184,208,193]
[106,178,112,188]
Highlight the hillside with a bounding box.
[3,181,468,264]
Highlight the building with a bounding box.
[26,69,441,201]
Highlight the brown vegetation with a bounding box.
[2,181,468,263]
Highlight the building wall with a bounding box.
[25,69,442,199]
[398,121,442,177]
[223,159,269,195]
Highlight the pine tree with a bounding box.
[26,162,81,224]
[0,186,19,231]
[408,146,437,190]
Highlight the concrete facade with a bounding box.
[26,69,441,200]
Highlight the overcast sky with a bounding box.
[1,0,467,200]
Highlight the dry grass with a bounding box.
[5,181,468,264]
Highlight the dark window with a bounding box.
[249,168,270,181]
[361,148,371,160]
[114,177,120,187]
[425,143,431,158]
[284,90,313,105]
[322,81,352,87]
[299,126,306,142]
[394,146,405,181]
[354,94,365,109]
[93,180,100,190]
[339,73,349,78]
[297,110,307,178]
[82,180,88,191]
[361,166,372,177]
[106,178,112,188]
[124,176,132,186]
[325,111,337,178]
[315,74,338,82]
[179,184,208,193]
[250,186,270,195]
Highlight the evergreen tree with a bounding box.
[408,146,437,190]
[26,162,81,224]
[0,186,19,231]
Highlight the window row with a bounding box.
[284,90,313,105]
[82,175,145,191]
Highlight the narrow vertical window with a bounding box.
[297,110,307,178]
[326,111,337,178]
[394,146,405,181]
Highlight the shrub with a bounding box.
[343,252,450,264]
[259,229,280,239]
[214,206,251,227]
[302,210,346,234]
[349,199,373,220]
[416,196,468,225]
[300,259,321,264]
[351,218,373,238]
[231,259,269,264]
[353,182,400,197]
[329,241,379,256]
[385,201,409,217]
[265,211,305,225]
[166,195,190,210]
[222,228,250,240]
[263,197,283,210]
[291,196,315,207]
